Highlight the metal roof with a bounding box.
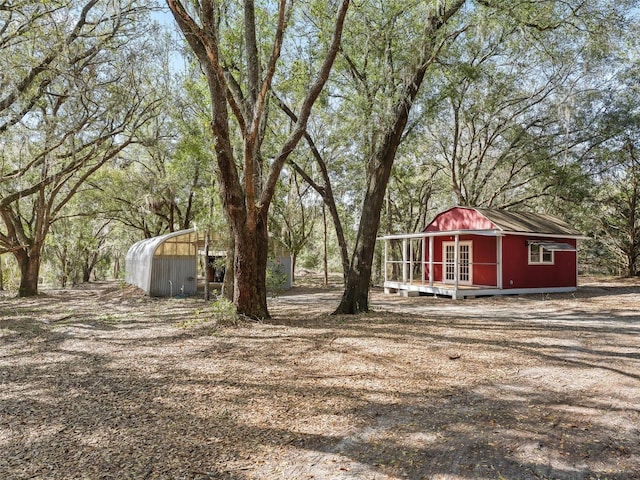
[527,240,577,251]
[378,207,585,241]
[473,208,584,237]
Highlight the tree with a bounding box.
[598,139,640,276]
[0,1,86,133]
[86,140,207,239]
[166,0,350,318]
[421,14,598,210]
[0,1,161,296]
[276,97,351,283]
[82,60,222,245]
[333,0,466,313]
[269,166,318,282]
[45,214,113,286]
[589,69,640,277]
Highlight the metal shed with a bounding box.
[125,228,198,297]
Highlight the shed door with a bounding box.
[443,241,472,285]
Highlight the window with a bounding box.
[529,243,553,264]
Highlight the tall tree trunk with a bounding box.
[231,212,269,318]
[334,149,399,313]
[113,254,121,279]
[16,249,41,297]
[204,230,210,301]
[255,213,269,313]
[82,257,93,283]
[323,203,329,286]
[334,0,465,314]
[233,224,261,315]
[58,247,68,288]
[167,0,349,318]
[276,97,350,284]
[628,157,638,277]
[289,157,350,284]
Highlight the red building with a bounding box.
[380,207,585,299]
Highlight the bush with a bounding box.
[266,259,288,298]
[210,297,239,326]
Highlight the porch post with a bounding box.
[428,235,434,287]
[453,234,460,299]
[420,237,425,285]
[402,238,408,284]
[497,235,503,289]
[409,239,414,285]
[384,239,388,284]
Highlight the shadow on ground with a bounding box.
[1,279,639,479]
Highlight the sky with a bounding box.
[150,3,189,73]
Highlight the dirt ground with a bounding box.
[1,275,639,480]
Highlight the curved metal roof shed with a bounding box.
[125,228,198,296]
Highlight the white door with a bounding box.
[443,241,472,284]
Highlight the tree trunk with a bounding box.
[0,254,4,291]
[223,224,235,301]
[291,252,297,284]
[333,88,426,314]
[82,250,99,283]
[204,230,210,301]
[113,254,121,279]
[232,213,269,318]
[167,0,349,319]
[82,262,91,283]
[57,246,68,288]
[16,250,41,297]
[323,203,329,286]
[334,156,396,313]
[277,101,350,284]
[323,186,350,285]
[628,163,638,277]
[256,214,269,313]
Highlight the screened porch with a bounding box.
[379,231,505,300]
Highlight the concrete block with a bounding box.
[400,289,420,297]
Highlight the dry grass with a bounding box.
[1,276,639,479]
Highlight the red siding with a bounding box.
[472,235,497,286]
[424,207,496,232]
[423,233,576,288]
[501,236,577,289]
[425,236,444,282]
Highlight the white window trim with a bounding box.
[528,243,554,265]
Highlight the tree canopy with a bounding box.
[0,0,162,295]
